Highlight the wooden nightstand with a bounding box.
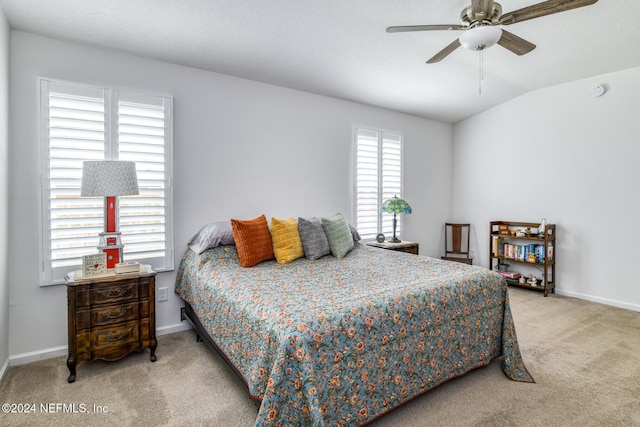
[65,269,157,383]
[366,241,419,255]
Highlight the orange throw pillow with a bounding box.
[230,215,274,267]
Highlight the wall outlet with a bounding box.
[470,249,475,258]
[157,287,168,302]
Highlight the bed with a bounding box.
[175,242,533,426]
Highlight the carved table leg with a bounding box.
[150,337,157,362]
[67,354,77,383]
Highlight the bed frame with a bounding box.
[180,302,261,405]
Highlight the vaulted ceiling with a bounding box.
[2,0,638,123]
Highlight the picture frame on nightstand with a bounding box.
[81,253,107,278]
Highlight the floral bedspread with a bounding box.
[175,243,533,426]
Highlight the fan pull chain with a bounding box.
[478,50,484,95]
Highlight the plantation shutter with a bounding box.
[117,93,170,264]
[354,128,404,240]
[40,80,173,284]
[355,129,380,238]
[381,133,402,237]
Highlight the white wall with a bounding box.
[8,31,453,359]
[0,7,10,378]
[453,67,640,311]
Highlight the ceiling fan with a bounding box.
[386,0,598,64]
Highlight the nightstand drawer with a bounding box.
[88,281,139,305]
[393,246,419,255]
[76,301,148,328]
[91,321,140,349]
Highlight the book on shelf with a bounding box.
[499,271,521,279]
[497,242,546,263]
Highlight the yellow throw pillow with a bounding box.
[271,217,304,264]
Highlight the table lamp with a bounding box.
[381,195,412,243]
[81,161,139,268]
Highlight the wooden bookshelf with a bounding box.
[489,221,556,297]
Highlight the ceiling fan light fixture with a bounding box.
[459,26,502,51]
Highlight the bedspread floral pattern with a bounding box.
[175,243,533,426]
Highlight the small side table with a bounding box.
[366,240,419,255]
[65,268,157,383]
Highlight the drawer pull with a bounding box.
[102,308,129,321]
[105,331,129,342]
[100,288,129,299]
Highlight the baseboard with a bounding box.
[157,322,192,336]
[9,345,68,366]
[0,324,191,382]
[8,322,193,367]
[555,289,640,313]
[0,356,9,385]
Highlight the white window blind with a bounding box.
[40,79,173,284]
[353,128,404,240]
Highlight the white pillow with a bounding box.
[187,221,235,254]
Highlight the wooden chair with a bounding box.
[442,223,473,265]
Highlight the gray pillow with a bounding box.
[188,221,235,254]
[348,223,361,241]
[321,213,355,258]
[298,217,331,260]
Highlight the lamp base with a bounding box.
[389,215,401,243]
[98,232,123,269]
[100,247,122,269]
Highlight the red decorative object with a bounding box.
[101,247,121,269]
[100,195,122,268]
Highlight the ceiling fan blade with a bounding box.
[497,30,536,55]
[426,39,461,64]
[386,24,465,33]
[499,0,598,25]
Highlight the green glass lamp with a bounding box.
[381,195,412,243]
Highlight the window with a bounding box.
[39,79,173,284]
[353,128,404,240]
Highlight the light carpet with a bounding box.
[1,287,638,426]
